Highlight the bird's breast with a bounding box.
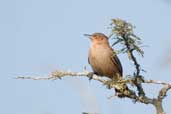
[89,44,116,77]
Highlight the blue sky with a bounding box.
[0,0,171,114]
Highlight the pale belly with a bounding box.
[89,45,118,78]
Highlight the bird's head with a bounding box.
[84,33,109,44]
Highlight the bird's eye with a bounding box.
[93,35,97,37]
[94,36,98,39]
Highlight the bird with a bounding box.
[84,33,132,97]
[85,33,123,80]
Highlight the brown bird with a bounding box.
[85,33,123,80]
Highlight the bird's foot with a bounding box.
[87,72,94,81]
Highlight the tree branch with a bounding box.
[16,70,171,112]
[109,18,171,114]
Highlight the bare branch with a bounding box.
[145,80,171,85]
[16,70,171,86]
[158,83,171,100]
[16,70,171,103]
[16,70,108,84]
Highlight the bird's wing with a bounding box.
[111,51,123,76]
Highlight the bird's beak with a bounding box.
[84,34,92,37]
[84,34,92,40]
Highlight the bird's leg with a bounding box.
[87,72,95,80]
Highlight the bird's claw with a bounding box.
[88,72,94,81]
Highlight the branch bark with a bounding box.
[16,70,171,114]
